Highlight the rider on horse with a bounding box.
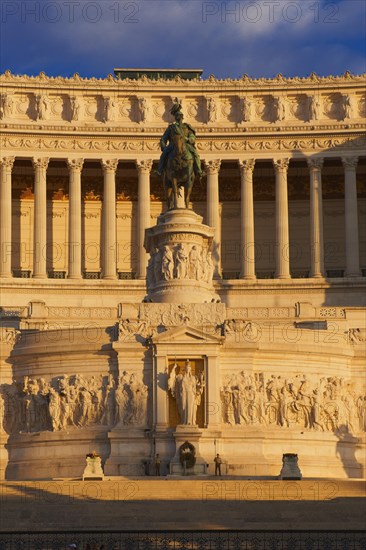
[157,103,203,178]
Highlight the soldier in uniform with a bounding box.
[157,103,203,178]
[214,453,223,476]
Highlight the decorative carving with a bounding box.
[307,157,324,170]
[137,97,149,123]
[136,159,153,174]
[168,359,204,425]
[101,159,119,172]
[342,94,354,120]
[103,96,116,122]
[347,328,366,344]
[275,96,286,121]
[238,159,255,173]
[308,95,322,121]
[69,95,81,121]
[0,93,13,119]
[139,303,226,328]
[205,159,221,174]
[273,158,289,172]
[221,371,366,433]
[0,156,15,169]
[115,371,148,426]
[147,242,212,288]
[0,327,20,345]
[206,97,218,123]
[67,158,84,171]
[32,157,50,170]
[34,94,48,121]
[240,97,253,123]
[117,318,152,342]
[0,372,149,434]
[341,156,358,169]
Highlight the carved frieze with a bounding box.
[221,370,366,433]
[0,372,148,434]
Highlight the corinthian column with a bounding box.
[273,158,290,279]
[32,157,49,278]
[0,157,15,278]
[205,159,221,277]
[307,158,325,278]
[136,159,153,279]
[342,157,361,277]
[67,158,83,279]
[101,159,118,279]
[239,159,256,279]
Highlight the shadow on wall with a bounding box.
[335,425,364,479]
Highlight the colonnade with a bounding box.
[0,155,362,280]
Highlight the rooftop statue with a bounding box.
[158,103,204,209]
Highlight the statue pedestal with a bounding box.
[144,208,220,303]
[169,425,208,475]
[82,456,104,481]
[104,428,151,476]
[279,453,302,480]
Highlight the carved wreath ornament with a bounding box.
[179,441,196,469]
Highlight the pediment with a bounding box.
[152,325,223,345]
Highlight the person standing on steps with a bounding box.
[155,453,161,476]
[214,453,222,476]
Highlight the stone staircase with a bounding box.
[1,478,365,532]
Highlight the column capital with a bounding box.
[32,157,49,170]
[273,158,290,172]
[307,157,324,170]
[238,159,256,173]
[67,158,84,171]
[101,159,119,173]
[342,156,358,169]
[204,159,221,174]
[136,159,153,174]
[0,156,15,169]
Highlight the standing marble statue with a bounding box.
[168,360,204,426]
[70,96,80,121]
[241,97,253,122]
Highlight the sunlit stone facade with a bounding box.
[0,70,365,480]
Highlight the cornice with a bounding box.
[1,122,365,136]
[2,132,365,156]
[1,69,366,91]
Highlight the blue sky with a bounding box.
[1,0,365,78]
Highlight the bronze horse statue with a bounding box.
[163,130,195,210]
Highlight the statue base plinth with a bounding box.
[279,453,302,480]
[82,456,104,481]
[144,208,220,304]
[104,428,150,476]
[169,425,208,476]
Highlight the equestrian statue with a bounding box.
[157,102,204,210]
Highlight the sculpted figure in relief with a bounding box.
[138,97,149,123]
[207,97,217,123]
[70,96,81,121]
[220,371,366,434]
[275,96,286,121]
[35,94,48,121]
[308,95,321,121]
[241,97,253,122]
[343,94,353,119]
[188,245,201,279]
[103,97,116,122]
[161,246,174,280]
[0,93,13,119]
[175,243,188,279]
